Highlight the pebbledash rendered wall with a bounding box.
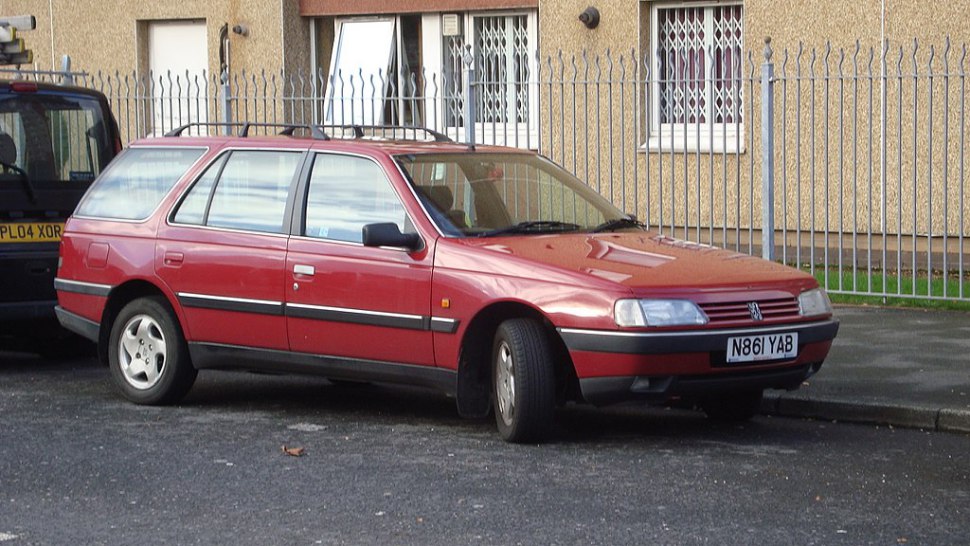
[0,0,311,78]
[537,0,970,284]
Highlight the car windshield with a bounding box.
[395,152,633,237]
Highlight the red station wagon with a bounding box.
[55,124,838,442]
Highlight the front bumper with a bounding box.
[558,319,839,406]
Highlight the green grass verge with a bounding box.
[807,267,970,312]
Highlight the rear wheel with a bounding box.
[700,390,764,422]
[492,318,556,443]
[108,296,196,405]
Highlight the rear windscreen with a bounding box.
[0,91,114,188]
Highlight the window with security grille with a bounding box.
[649,3,744,152]
[443,12,537,145]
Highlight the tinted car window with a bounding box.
[75,147,205,220]
[0,91,114,186]
[304,154,407,243]
[205,150,301,233]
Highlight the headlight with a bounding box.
[614,299,709,327]
[798,288,833,316]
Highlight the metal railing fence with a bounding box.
[5,39,965,303]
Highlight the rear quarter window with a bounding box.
[74,147,205,220]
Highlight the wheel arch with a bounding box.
[98,280,180,368]
[454,301,578,418]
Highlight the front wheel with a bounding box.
[492,318,556,443]
[700,390,764,422]
[107,296,197,405]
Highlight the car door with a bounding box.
[156,148,304,351]
[284,151,434,366]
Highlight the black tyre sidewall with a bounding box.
[107,296,196,405]
[492,318,556,443]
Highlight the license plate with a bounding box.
[0,222,64,243]
[726,332,798,363]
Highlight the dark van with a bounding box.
[0,80,120,348]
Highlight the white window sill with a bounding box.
[444,125,540,149]
[642,133,747,154]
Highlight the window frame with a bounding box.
[440,10,539,147]
[646,1,746,153]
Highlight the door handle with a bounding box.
[163,252,184,267]
[293,264,315,276]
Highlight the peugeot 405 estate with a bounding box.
[55,124,838,442]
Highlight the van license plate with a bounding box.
[726,333,798,363]
[0,222,64,243]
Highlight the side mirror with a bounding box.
[361,222,424,252]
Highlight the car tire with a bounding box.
[108,296,197,405]
[700,390,764,422]
[492,318,556,443]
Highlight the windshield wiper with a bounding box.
[590,217,645,233]
[0,161,34,202]
[478,220,582,237]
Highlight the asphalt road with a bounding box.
[1,352,968,545]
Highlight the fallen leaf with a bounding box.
[282,445,306,457]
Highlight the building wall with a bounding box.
[0,0,306,77]
[535,0,970,239]
[539,0,970,59]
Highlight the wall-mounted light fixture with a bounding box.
[578,6,600,29]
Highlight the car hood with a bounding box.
[454,231,816,294]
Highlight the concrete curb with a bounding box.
[939,408,970,434]
[761,392,970,434]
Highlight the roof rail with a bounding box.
[162,122,452,143]
[164,122,328,138]
[315,125,453,143]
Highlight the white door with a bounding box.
[148,20,208,135]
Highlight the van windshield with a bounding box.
[0,90,113,192]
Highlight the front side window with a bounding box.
[303,154,408,244]
[75,147,204,220]
[649,3,744,152]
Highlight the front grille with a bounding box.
[700,297,800,325]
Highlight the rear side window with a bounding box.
[173,150,302,234]
[75,147,205,220]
